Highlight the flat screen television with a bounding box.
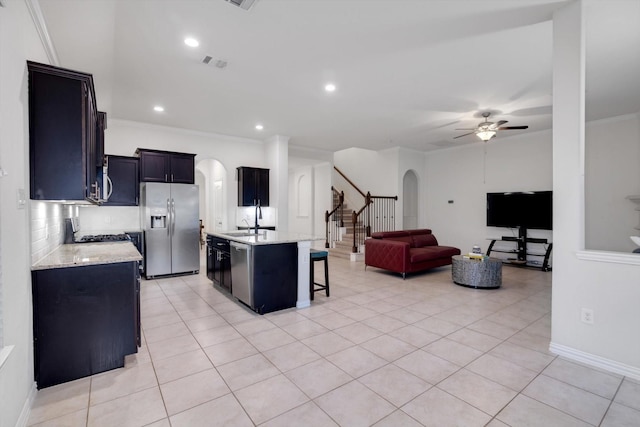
[486,191,553,230]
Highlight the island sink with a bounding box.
[224,232,259,237]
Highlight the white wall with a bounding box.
[196,158,229,231]
[288,162,332,240]
[424,131,553,253]
[0,1,50,425]
[333,147,398,208]
[398,147,426,230]
[289,165,314,235]
[78,206,140,233]
[195,169,206,224]
[418,112,636,258]
[265,135,289,232]
[585,113,640,252]
[313,162,332,244]
[551,1,640,379]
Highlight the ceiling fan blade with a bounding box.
[498,125,528,130]
[491,120,508,129]
[453,131,476,139]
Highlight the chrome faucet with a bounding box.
[242,218,251,229]
[254,200,262,235]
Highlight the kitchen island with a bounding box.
[206,230,320,313]
[31,242,142,388]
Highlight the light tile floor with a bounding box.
[28,255,640,426]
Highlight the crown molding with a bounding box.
[25,0,59,66]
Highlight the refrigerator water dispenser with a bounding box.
[151,216,166,228]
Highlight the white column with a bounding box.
[265,134,289,232]
[551,0,586,349]
[296,240,311,308]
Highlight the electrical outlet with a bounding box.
[17,188,26,209]
[581,308,594,324]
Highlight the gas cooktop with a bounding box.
[75,234,131,243]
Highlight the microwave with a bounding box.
[91,156,113,204]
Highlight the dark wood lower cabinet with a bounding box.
[207,235,231,292]
[32,261,139,389]
[252,243,297,314]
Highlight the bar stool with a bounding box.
[310,249,330,300]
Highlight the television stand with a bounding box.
[486,229,552,271]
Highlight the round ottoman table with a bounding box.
[451,255,502,289]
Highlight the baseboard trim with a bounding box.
[549,341,640,380]
[15,382,37,427]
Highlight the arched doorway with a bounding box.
[403,170,418,229]
[195,158,227,233]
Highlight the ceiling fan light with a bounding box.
[476,130,496,141]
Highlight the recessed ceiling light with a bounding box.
[324,83,336,92]
[153,105,164,112]
[255,124,264,130]
[184,37,199,47]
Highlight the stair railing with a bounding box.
[324,187,344,248]
[350,192,398,252]
[367,194,398,234]
[333,166,398,253]
[351,192,372,252]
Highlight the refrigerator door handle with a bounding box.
[167,198,171,236]
[171,198,176,236]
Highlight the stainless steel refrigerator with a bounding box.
[141,183,200,278]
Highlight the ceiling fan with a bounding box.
[454,112,529,141]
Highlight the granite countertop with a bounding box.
[206,229,321,245]
[32,242,143,270]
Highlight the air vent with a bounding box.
[202,56,228,69]
[224,0,258,11]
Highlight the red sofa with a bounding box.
[364,229,461,279]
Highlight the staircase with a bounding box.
[326,202,364,260]
[324,168,396,261]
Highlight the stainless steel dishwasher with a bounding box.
[230,241,253,308]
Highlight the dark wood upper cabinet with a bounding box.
[136,148,195,184]
[169,153,196,183]
[28,61,103,203]
[237,166,269,206]
[137,150,166,182]
[103,155,139,206]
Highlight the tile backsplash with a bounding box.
[78,206,140,233]
[235,206,276,229]
[30,203,141,265]
[30,202,77,265]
